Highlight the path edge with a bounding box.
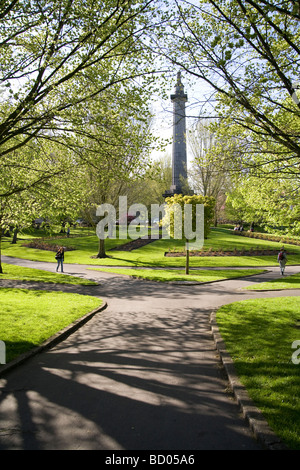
[210,309,289,450]
[0,302,107,378]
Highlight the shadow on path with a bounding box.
[0,256,299,449]
[0,306,261,450]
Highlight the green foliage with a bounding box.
[157,0,300,173]
[226,176,300,235]
[0,0,162,266]
[0,0,161,158]
[162,193,215,240]
[123,154,172,208]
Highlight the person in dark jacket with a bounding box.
[277,248,287,275]
[55,246,65,273]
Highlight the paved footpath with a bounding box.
[0,256,299,450]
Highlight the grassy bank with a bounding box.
[2,227,300,267]
[91,267,264,283]
[245,272,300,290]
[216,297,300,450]
[0,288,102,364]
[0,263,96,285]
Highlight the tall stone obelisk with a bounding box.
[164,72,188,197]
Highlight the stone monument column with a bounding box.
[170,71,188,194]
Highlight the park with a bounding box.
[0,0,299,453]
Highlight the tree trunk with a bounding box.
[214,205,218,227]
[0,234,3,274]
[11,227,18,244]
[96,238,107,258]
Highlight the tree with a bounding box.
[226,176,300,234]
[210,92,300,181]
[162,193,215,273]
[0,149,86,273]
[75,85,155,258]
[0,0,164,197]
[188,118,231,224]
[154,0,300,174]
[124,154,172,211]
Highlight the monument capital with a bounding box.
[170,71,188,102]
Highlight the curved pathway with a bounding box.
[0,256,299,450]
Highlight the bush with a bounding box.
[163,194,216,240]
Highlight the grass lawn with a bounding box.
[216,297,300,450]
[245,272,300,290]
[0,263,96,285]
[0,288,102,364]
[90,267,265,283]
[2,227,300,267]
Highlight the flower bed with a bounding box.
[233,230,300,246]
[165,248,291,257]
[22,240,76,252]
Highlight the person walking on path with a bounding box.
[55,246,65,273]
[277,247,287,275]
